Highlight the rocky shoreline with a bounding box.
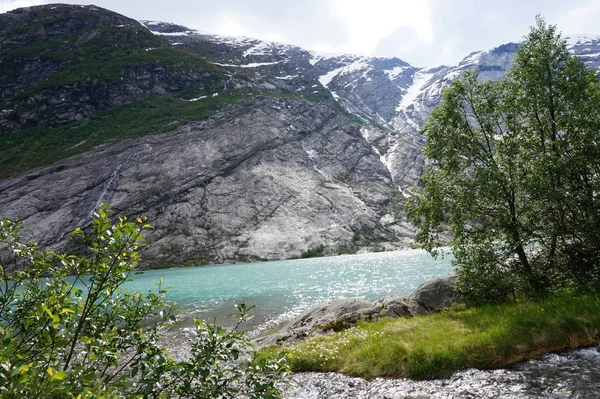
[258,275,457,346]
[281,346,600,399]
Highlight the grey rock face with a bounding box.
[141,22,600,203]
[258,298,374,345]
[0,97,400,267]
[408,275,458,315]
[289,298,374,332]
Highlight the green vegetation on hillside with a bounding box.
[3,18,227,110]
[406,17,600,304]
[278,293,600,380]
[0,93,248,179]
[7,26,222,86]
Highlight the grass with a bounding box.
[0,93,248,179]
[266,293,600,380]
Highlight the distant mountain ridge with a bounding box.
[1,5,600,268]
[141,20,600,191]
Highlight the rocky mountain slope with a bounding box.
[2,5,600,267]
[1,96,402,267]
[0,5,225,133]
[142,21,600,193]
[0,5,409,267]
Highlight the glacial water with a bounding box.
[124,248,454,333]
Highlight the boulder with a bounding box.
[259,298,374,345]
[408,275,457,315]
[374,295,411,318]
[287,298,375,333]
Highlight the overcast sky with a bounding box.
[2,0,600,66]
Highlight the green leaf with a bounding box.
[18,362,33,374]
[50,370,68,381]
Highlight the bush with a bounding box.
[0,204,290,398]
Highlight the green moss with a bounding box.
[0,93,246,178]
[6,39,63,58]
[268,293,600,380]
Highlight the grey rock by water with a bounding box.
[374,295,411,318]
[284,298,374,337]
[408,275,457,315]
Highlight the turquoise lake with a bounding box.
[124,249,454,333]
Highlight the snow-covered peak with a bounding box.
[565,34,600,49]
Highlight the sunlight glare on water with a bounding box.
[123,249,453,331]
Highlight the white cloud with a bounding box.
[211,13,284,43]
[0,0,45,13]
[331,0,433,55]
[558,0,600,36]
[215,13,248,37]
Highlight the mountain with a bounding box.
[140,21,600,194]
[2,5,600,268]
[0,5,225,134]
[0,5,408,268]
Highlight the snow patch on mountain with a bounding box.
[309,54,323,65]
[148,30,190,36]
[213,61,282,68]
[319,67,343,87]
[384,66,409,80]
[243,41,272,57]
[241,40,297,57]
[566,34,600,49]
[141,20,208,36]
[460,51,483,66]
[360,128,394,177]
[318,57,373,87]
[396,71,434,112]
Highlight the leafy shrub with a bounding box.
[0,204,289,398]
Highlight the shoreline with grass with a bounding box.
[264,293,600,380]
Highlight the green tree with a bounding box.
[0,205,289,398]
[406,17,600,304]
